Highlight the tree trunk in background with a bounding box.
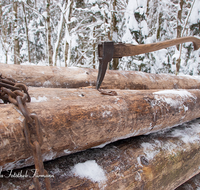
[176,0,184,51]
[65,42,69,67]
[13,0,19,65]
[156,12,163,40]
[35,0,37,9]
[177,0,196,75]
[92,16,96,67]
[176,0,184,74]
[0,0,2,36]
[54,2,68,66]
[64,0,73,67]
[46,0,53,66]
[22,2,31,63]
[111,0,119,70]
[0,0,8,64]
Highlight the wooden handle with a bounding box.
[99,36,200,58]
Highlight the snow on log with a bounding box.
[1,88,200,170]
[1,63,200,89]
[1,118,200,190]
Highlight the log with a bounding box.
[1,88,200,170]
[176,172,200,190]
[1,63,200,89]
[1,118,200,190]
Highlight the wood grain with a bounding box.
[1,63,200,90]
[1,88,200,170]
[99,36,200,57]
[176,172,200,190]
[1,118,200,190]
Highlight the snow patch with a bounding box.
[189,0,200,23]
[31,96,48,102]
[71,160,107,183]
[141,141,161,160]
[152,90,196,108]
[43,80,52,86]
[0,139,9,147]
[137,156,143,168]
[141,119,200,161]
[153,89,195,98]
[43,150,57,161]
[102,111,112,118]
[53,96,61,101]
[167,122,200,144]
[64,149,72,154]
[135,171,142,181]
[18,116,24,122]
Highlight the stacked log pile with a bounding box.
[1,64,200,189]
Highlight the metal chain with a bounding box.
[0,74,51,190]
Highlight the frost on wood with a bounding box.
[141,118,200,162]
[153,89,197,109]
[31,96,48,102]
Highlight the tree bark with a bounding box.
[1,118,200,190]
[1,63,200,90]
[64,0,73,67]
[53,2,67,66]
[176,172,200,190]
[111,0,119,70]
[1,88,200,170]
[0,0,2,36]
[22,2,31,63]
[92,17,96,69]
[176,0,184,51]
[13,0,20,65]
[0,1,9,64]
[46,0,53,66]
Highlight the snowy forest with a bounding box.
[0,0,199,75]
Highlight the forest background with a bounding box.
[0,0,199,75]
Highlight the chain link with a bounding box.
[0,74,51,190]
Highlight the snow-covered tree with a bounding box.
[0,0,199,76]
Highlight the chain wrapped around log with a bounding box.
[0,75,51,190]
